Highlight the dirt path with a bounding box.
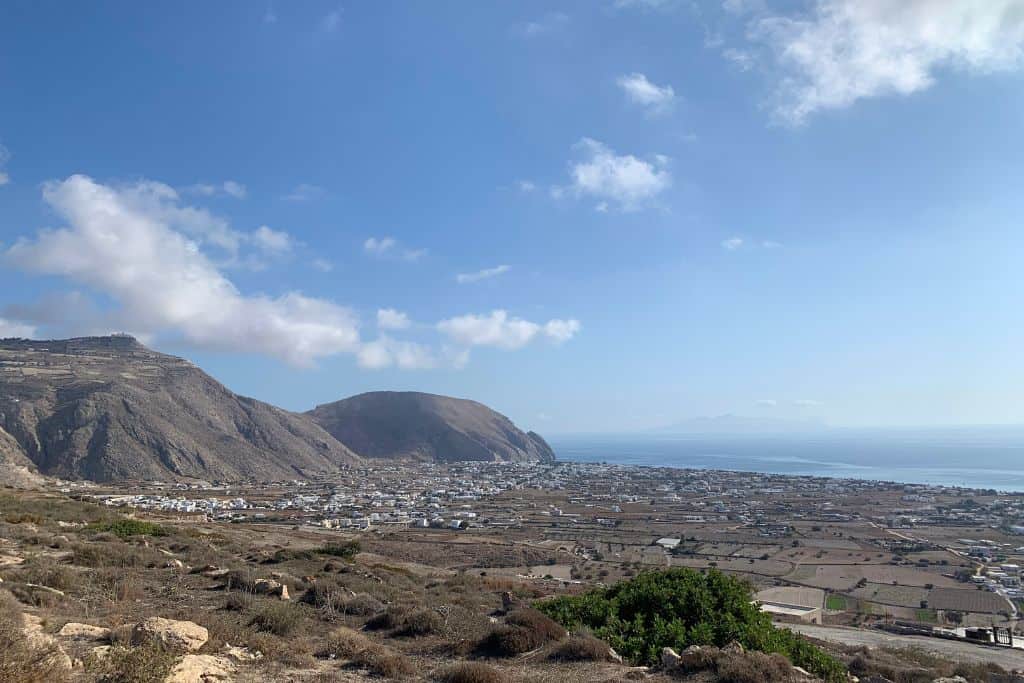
[784,623,1024,669]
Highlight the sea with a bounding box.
[547,427,1024,493]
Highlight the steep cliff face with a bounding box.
[0,336,359,482]
[308,391,556,463]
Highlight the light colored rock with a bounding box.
[661,646,681,669]
[25,583,66,597]
[22,614,73,671]
[279,584,290,601]
[164,654,235,683]
[166,559,185,569]
[608,647,624,664]
[221,644,261,662]
[0,553,25,567]
[58,622,111,641]
[253,578,289,599]
[722,640,744,654]
[90,645,113,661]
[932,678,968,683]
[792,665,813,678]
[131,617,209,652]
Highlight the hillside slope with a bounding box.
[0,336,359,482]
[308,391,555,463]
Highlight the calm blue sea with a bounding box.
[548,427,1024,492]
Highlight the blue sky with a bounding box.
[2,0,1024,432]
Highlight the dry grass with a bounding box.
[432,661,508,683]
[320,627,414,678]
[88,642,180,683]
[0,590,72,683]
[548,632,613,662]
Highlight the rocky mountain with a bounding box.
[308,391,556,463]
[0,336,359,482]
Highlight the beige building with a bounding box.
[754,586,825,624]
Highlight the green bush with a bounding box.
[535,568,845,682]
[86,519,168,538]
[318,540,360,559]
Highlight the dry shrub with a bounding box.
[715,651,795,683]
[669,647,796,683]
[398,609,445,637]
[321,626,376,658]
[320,627,413,679]
[480,626,547,657]
[223,591,253,611]
[549,632,613,662]
[353,645,415,678]
[342,593,385,616]
[89,642,179,683]
[432,661,508,683]
[5,559,78,592]
[249,602,302,636]
[504,609,565,641]
[0,591,71,683]
[365,605,410,631]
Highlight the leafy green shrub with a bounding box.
[536,568,845,682]
[86,519,168,538]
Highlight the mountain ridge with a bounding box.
[308,390,556,464]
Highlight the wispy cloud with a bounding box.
[456,264,510,284]
[0,144,11,186]
[364,236,426,262]
[755,399,778,407]
[721,237,744,250]
[514,12,569,38]
[744,0,1024,124]
[182,180,247,199]
[281,183,325,202]
[616,73,676,115]
[311,258,334,272]
[321,7,342,33]
[794,399,821,407]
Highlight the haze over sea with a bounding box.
[549,426,1024,493]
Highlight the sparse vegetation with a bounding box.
[433,661,507,683]
[86,519,168,538]
[0,591,71,683]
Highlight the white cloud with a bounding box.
[517,180,537,193]
[281,183,325,201]
[749,0,1024,124]
[182,180,247,199]
[515,12,569,38]
[437,310,580,350]
[456,265,510,284]
[364,236,396,255]
[561,138,671,211]
[794,399,822,407]
[721,237,744,250]
[755,398,778,407]
[0,172,8,186]
[5,175,360,367]
[722,48,755,71]
[616,73,676,114]
[377,308,411,331]
[614,0,678,10]
[251,225,293,253]
[364,236,425,262]
[762,240,782,248]
[357,336,435,370]
[311,258,334,272]
[0,317,35,338]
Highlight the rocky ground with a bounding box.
[0,488,1019,683]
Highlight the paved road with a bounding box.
[784,623,1024,669]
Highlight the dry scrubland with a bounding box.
[0,490,1020,683]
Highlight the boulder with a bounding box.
[221,643,261,662]
[22,614,73,671]
[131,617,208,652]
[58,622,111,641]
[164,654,235,683]
[253,578,289,599]
[722,640,744,654]
[661,646,682,669]
[166,559,185,569]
